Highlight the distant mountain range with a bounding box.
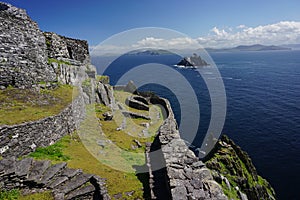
[205,44,292,52]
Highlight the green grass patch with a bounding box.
[0,189,19,200]
[0,84,77,125]
[96,75,110,84]
[48,58,71,65]
[29,137,71,161]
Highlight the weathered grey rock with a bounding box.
[15,157,33,177]
[125,96,149,111]
[40,162,67,185]
[59,174,93,194]
[61,168,82,178]
[171,186,187,200]
[65,184,95,200]
[122,111,150,120]
[28,160,51,182]
[48,176,69,189]
[103,112,113,121]
[124,80,137,93]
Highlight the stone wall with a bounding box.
[0,2,56,88]
[0,94,86,158]
[0,157,110,200]
[146,96,228,200]
[44,32,90,65]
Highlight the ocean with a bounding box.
[92,50,300,200]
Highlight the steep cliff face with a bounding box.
[0,2,56,88]
[205,135,276,200]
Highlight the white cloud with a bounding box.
[198,21,300,48]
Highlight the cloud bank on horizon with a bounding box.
[91,21,300,56]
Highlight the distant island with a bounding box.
[125,49,172,55]
[205,44,291,52]
[176,53,209,68]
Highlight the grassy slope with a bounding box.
[0,85,77,125]
[28,90,164,199]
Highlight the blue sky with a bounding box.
[4,0,300,48]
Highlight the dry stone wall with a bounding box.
[147,96,228,200]
[0,2,56,88]
[0,93,85,158]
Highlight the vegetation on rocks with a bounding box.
[204,135,276,200]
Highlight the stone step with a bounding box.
[59,173,93,194]
[15,157,33,178]
[47,176,69,189]
[65,184,95,200]
[39,162,67,185]
[27,160,51,182]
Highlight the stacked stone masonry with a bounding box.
[0,2,56,88]
[0,157,111,200]
[147,96,228,200]
[0,93,86,158]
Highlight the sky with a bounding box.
[3,0,300,49]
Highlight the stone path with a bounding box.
[0,157,110,200]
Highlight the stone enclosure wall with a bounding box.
[0,94,86,158]
[146,96,227,200]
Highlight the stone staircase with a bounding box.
[0,157,110,200]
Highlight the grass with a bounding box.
[0,190,54,200]
[0,84,77,125]
[26,90,164,199]
[0,189,19,200]
[48,58,71,65]
[205,142,276,199]
[96,75,110,84]
[18,191,54,200]
[29,137,71,161]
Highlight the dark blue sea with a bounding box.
[92,50,300,200]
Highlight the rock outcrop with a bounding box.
[204,135,276,200]
[177,53,209,67]
[0,157,110,200]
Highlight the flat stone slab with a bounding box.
[66,184,95,200]
[40,162,67,185]
[48,176,69,189]
[59,173,93,194]
[28,160,51,182]
[15,157,33,177]
[61,168,82,178]
[0,158,16,175]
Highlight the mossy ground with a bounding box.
[0,190,53,200]
[27,90,164,199]
[0,84,77,125]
